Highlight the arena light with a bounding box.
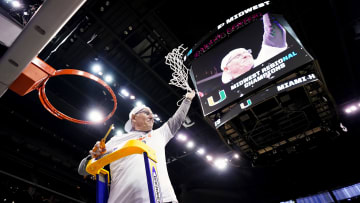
[116,129,123,136]
[206,155,213,161]
[11,0,21,8]
[154,114,161,122]
[345,108,352,114]
[88,110,103,123]
[233,153,239,159]
[186,141,195,149]
[345,105,358,114]
[343,99,360,114]
[176,134,187,142]
[104,75,113,83]
[130,95,136,100]
[91,64,102,73]
[214,158,228,170]
[350,105,357,111]
[196,148,205,155]
[135,101,144,107]
[120,89,130,97]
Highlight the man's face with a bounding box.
[224,49,254,78]
[132,107,154,132]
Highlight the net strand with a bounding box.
[165,44,192,106]
[165,44,191,93]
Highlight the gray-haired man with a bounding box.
[78,90,195,203]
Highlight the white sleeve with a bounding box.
[166,98,192,135]
[154,123,173,145]
[254,44,288,67]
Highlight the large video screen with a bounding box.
[189,13,314,116]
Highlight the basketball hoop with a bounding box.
[9,57,117,125]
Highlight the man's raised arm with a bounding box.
[262,13,287,48]
[167,90,195,135]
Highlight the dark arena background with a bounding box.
[1,0,360,202]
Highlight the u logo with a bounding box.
[207,90,226,106]
[240,99,252,109]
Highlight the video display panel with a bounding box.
[189,13,314,116]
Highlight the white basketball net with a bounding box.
[165,44,192,92]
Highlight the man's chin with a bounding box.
[145,124,154,131]
[239,67,252,75]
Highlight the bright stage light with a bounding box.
[350,105,357,111]
[196,148,205,155]
[154,114,161,121]
[233,153,239,159]
[345,108,352,114]
[135,101,143,107]
[214,158,227,170]
[120,89,130,97]
[11,0,21,8]
[176,134,187,142]
[130,95,136,100]
[345,105,358,114]
[92,64,102,73]
[186,141,195,149]
[116,129,123,136]
[104,75,113,83]
[88,110,103,122]
[206,155,213,161]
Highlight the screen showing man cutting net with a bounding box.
[189,13,314,116]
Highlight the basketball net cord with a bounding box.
[165,44,192,106]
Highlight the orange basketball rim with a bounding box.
[9,57,118,125]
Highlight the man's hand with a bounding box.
[90,141,106,158]
[185,90,196,100]
[262,13,287,48]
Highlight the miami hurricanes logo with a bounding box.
[240,99,252,109]
[207,90,226,106]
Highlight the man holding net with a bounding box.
[78,43,195,202]
[78,89,195,203]
[221,13,288,84]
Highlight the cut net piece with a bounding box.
[165,44,191,92]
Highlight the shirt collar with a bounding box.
[130,129,151,134]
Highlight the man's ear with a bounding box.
[131,114,136,124]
